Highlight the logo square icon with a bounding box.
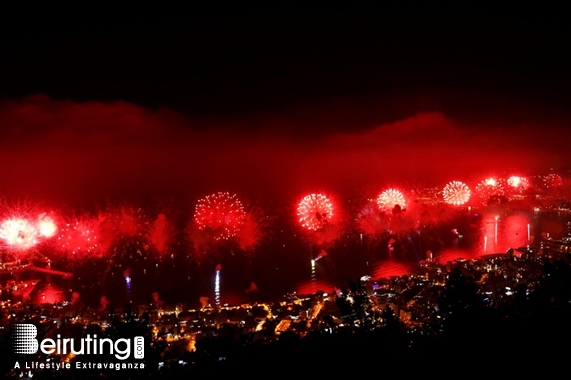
[13,324,38,354]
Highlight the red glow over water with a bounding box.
[295,280,336,295]
[435,248,481,264]
[371,261,413,279]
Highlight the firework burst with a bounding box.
[505,175,530,199]
[474,177,504,205]
[94,206,154,278]
[194,192,246,240]
[56,215,100,257]
[442,181,471,206]
[544,173,563,189]
[0,217,39,250]
[0,200,59,251]
[376,188,406,212]
[97,206,150,248]
[297,193,334,231]
[37,213,58,238]
[507,175,529,190]
[100,207,149,237]
[234,204,269,252]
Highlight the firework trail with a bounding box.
[215,263,221,306]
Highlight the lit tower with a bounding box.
[124,269,132,303]
[215,264,221,306]
[311,259,316,284]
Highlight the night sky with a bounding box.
[1,4,570,207]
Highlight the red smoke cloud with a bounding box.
[1,94,569,208]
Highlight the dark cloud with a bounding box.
[1,94,569,208]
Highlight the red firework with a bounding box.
[297,193,334,231]
[56,217,100,257]
[150,213,170,254]
[98,206,149,238]
[505,175,529,198]
[474,177,504,205]
[234,211,264,251]
[442,181,471,206]
[544,173,563,188]
[507,175,529,190]
[376,188,406,212]
[194,192,246,240]
[357,202,386,235]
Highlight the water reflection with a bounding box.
[2,210,569,306]
[435,210,569,266]
[358,210,571,286]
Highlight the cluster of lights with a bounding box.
[194,192,246,240]
[297,193,334,231]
